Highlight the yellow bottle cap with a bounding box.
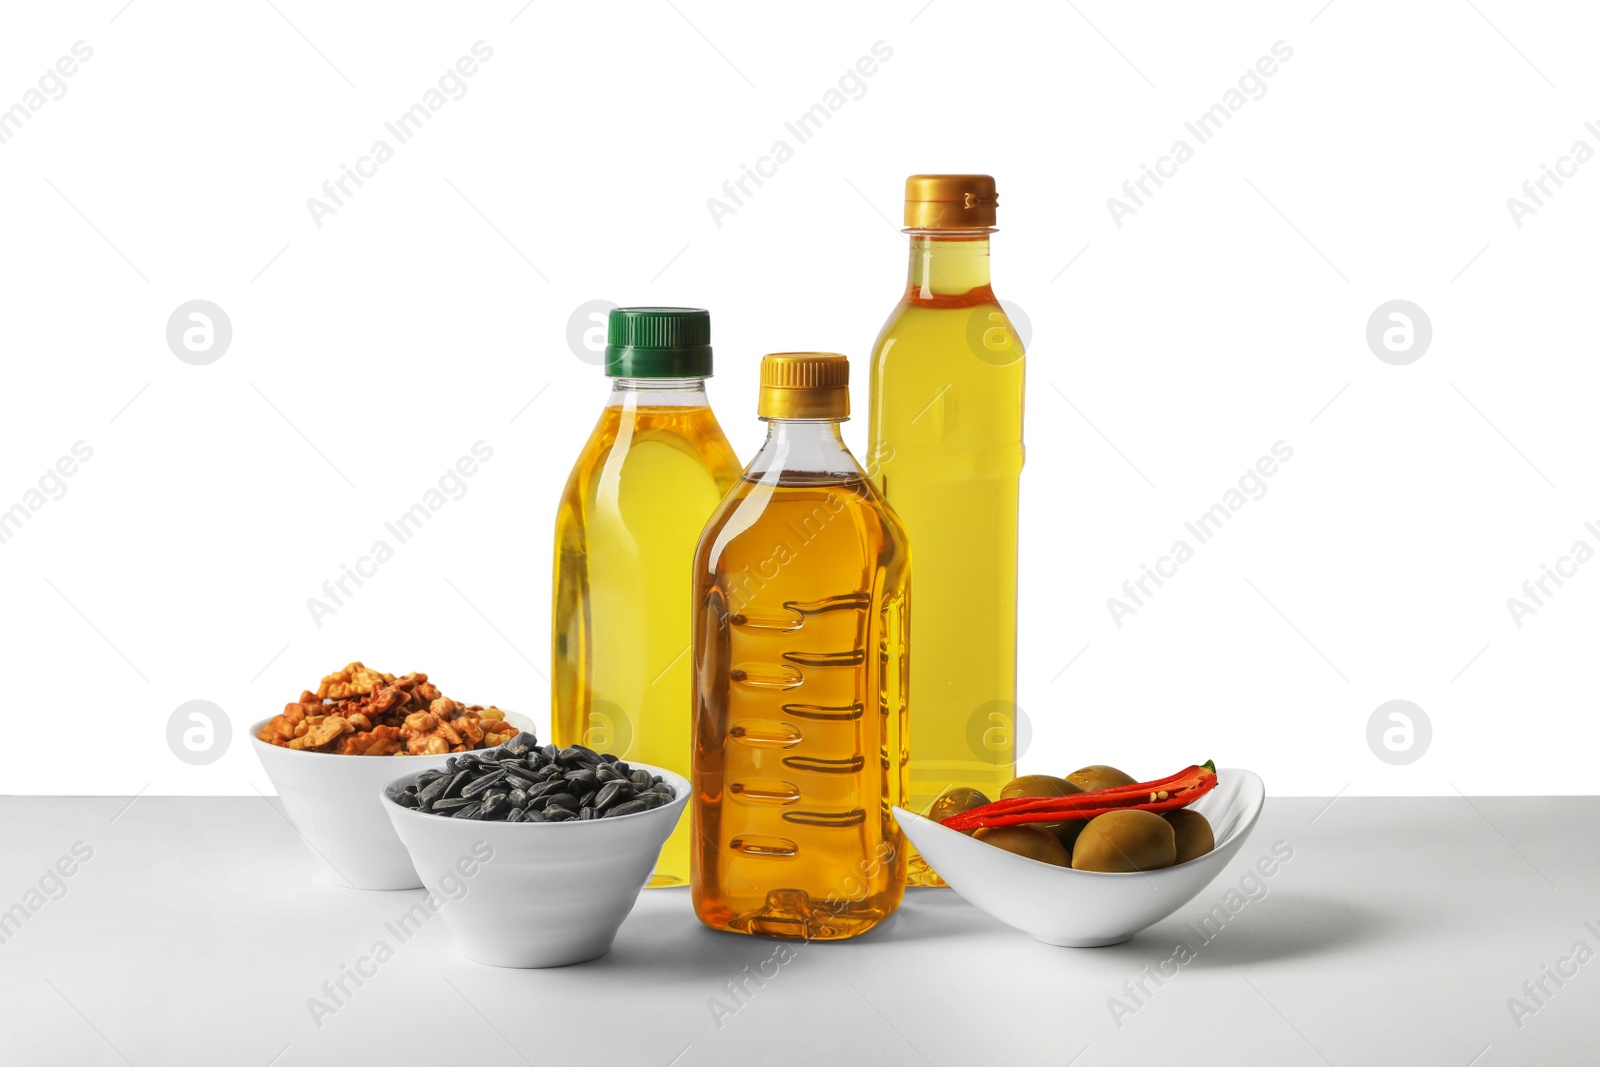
[904,173,998,229]
[757,353,850,420]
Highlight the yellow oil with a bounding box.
[691,470,909,939]
[868,233,1025,886]
[553,390,742,887]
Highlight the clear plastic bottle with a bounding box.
[553,307,742,888]
[868,175,1026,886]
[692,353,910,940]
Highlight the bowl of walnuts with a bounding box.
[250,662,532,890]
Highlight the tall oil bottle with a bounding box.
[867,176,1025,886]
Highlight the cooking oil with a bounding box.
[692,353,910,939]
[553,307,742,888]
[868,176,1025,886]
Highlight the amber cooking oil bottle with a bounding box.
[692,354,910,939]
[553,307,743,888]
[868,176,1025,887]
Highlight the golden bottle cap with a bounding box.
[903,173,998,229]
[757,353,850,420]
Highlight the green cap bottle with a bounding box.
[605,307,713,378]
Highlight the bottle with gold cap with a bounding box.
[691,353,910,939]
[868,175,1025,887]
[553,307,743,888]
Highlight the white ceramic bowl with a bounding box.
[249,712,533,891]
[381,761,688,968]
[894,768,1265,947]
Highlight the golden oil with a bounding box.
[553,309,741,888]
[869,177,1025,886]
[692,354,909,939]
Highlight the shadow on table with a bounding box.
[815,889,1396,968]
[1124,893,1395,969]
[846,887,1002,943]
[531,886,993,979]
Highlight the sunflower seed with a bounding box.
[461,769,506,798]
[417,776,449,805]
[595,781,631,810]
[564,768,597,790]
[565,745,605,767]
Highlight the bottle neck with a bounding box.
[747,419,860,482]
[906,230,993,302]
[606,376,709,409]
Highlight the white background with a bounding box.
[2,0,1594,797]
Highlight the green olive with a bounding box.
[1071,810,1177,872]
[928,787,991,833]
[973,825,1071,867]
[999,774,1083,846]
[1164,809,1215,864]
[1064,764,1138,793]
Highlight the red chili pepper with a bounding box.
[940,761,1217,832]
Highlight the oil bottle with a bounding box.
[553,307,743,888]
[692,353,910,939]
[868,175,1026,887]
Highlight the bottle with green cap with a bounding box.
[553,307,742,888]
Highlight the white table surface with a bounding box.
[1,796,1595,1066]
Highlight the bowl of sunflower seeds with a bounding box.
[382,730,687,967]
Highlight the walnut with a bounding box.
[368,687,405,716]
[316,662,392,701]
[256,663,519,757]
[406,733,450,755]
[402,711,438,734]
[339,725,402,755]
[299,715,351,749]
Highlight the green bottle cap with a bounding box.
[605,307,713,378]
